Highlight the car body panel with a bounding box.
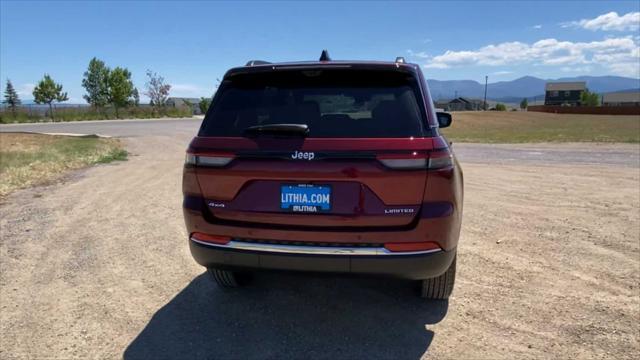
[182,59,463,280]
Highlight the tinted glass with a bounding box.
[199,70,427,138]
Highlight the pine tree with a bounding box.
[3,79,21,115]
[33,74,68,121]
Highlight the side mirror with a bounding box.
[436,112,452,128]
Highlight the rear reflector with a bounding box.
[384,241,441,252]
[427,152,453,170]
[185,153,234,167]
[191,232,231,245]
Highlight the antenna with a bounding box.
[319,50,331,61]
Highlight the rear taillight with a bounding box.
[377,151,452,170]
[427,151,453,170]
[384,241,441,252]
[191,232,231,245]
[185,152,234,167]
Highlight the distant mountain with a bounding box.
[595,87,640,94]
[428,75,640,101]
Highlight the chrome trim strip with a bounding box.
[190,238,441,256]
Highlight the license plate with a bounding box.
[280,184,331,213]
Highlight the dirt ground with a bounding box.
[0,135,638,359]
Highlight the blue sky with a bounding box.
[1,0,639,103]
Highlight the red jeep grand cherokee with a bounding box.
[183,52,463,299]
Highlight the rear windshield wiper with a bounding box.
[243,124,309,137]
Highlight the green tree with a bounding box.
[3,79,21,115]
[131,87,140,106]
[33,74,68,121]
[199,97,211,114]
[495,103,507,111]
[520,98,528,110]
[82,57,110,109]
[580,89,600,107]
[107,67,134,117]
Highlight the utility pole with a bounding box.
[483,75,488,110]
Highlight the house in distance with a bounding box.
[602,91,640,107]
[434,97,485,111]
[544,82,586,106]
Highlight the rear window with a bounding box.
[199,69,428,138]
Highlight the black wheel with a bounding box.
[207,268,249,288]
[420,255,456,299]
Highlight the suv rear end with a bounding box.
[183,54,463,299]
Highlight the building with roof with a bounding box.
[544,82,586,106]
[434,97,485,111]
[602,91,640,107]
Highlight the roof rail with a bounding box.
[245,60,271,66]
[395,57,406,63]
[319,50,331,61]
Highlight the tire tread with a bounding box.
[208,268,240,288]
[421,255,456,299]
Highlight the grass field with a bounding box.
[441,111,640,143]
[0,133,127,197]
[0,106,193,124]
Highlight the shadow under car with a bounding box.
[124,271,449,359]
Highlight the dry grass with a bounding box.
[441,111,640,143]
[0,133,127,197]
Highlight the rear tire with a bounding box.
[420,255,456,299]
[207,268,248,288]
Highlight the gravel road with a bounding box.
[0,119,638,359]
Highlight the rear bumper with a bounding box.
[189,238,456,280]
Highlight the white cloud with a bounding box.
[563,11,640,31]
[533,24,542,29]
[492,70,514,76]
[422,36,640,77]
[170,83,210,97]
[17,83,35,97]
[560,65,593,73]
[406,49,430,59]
